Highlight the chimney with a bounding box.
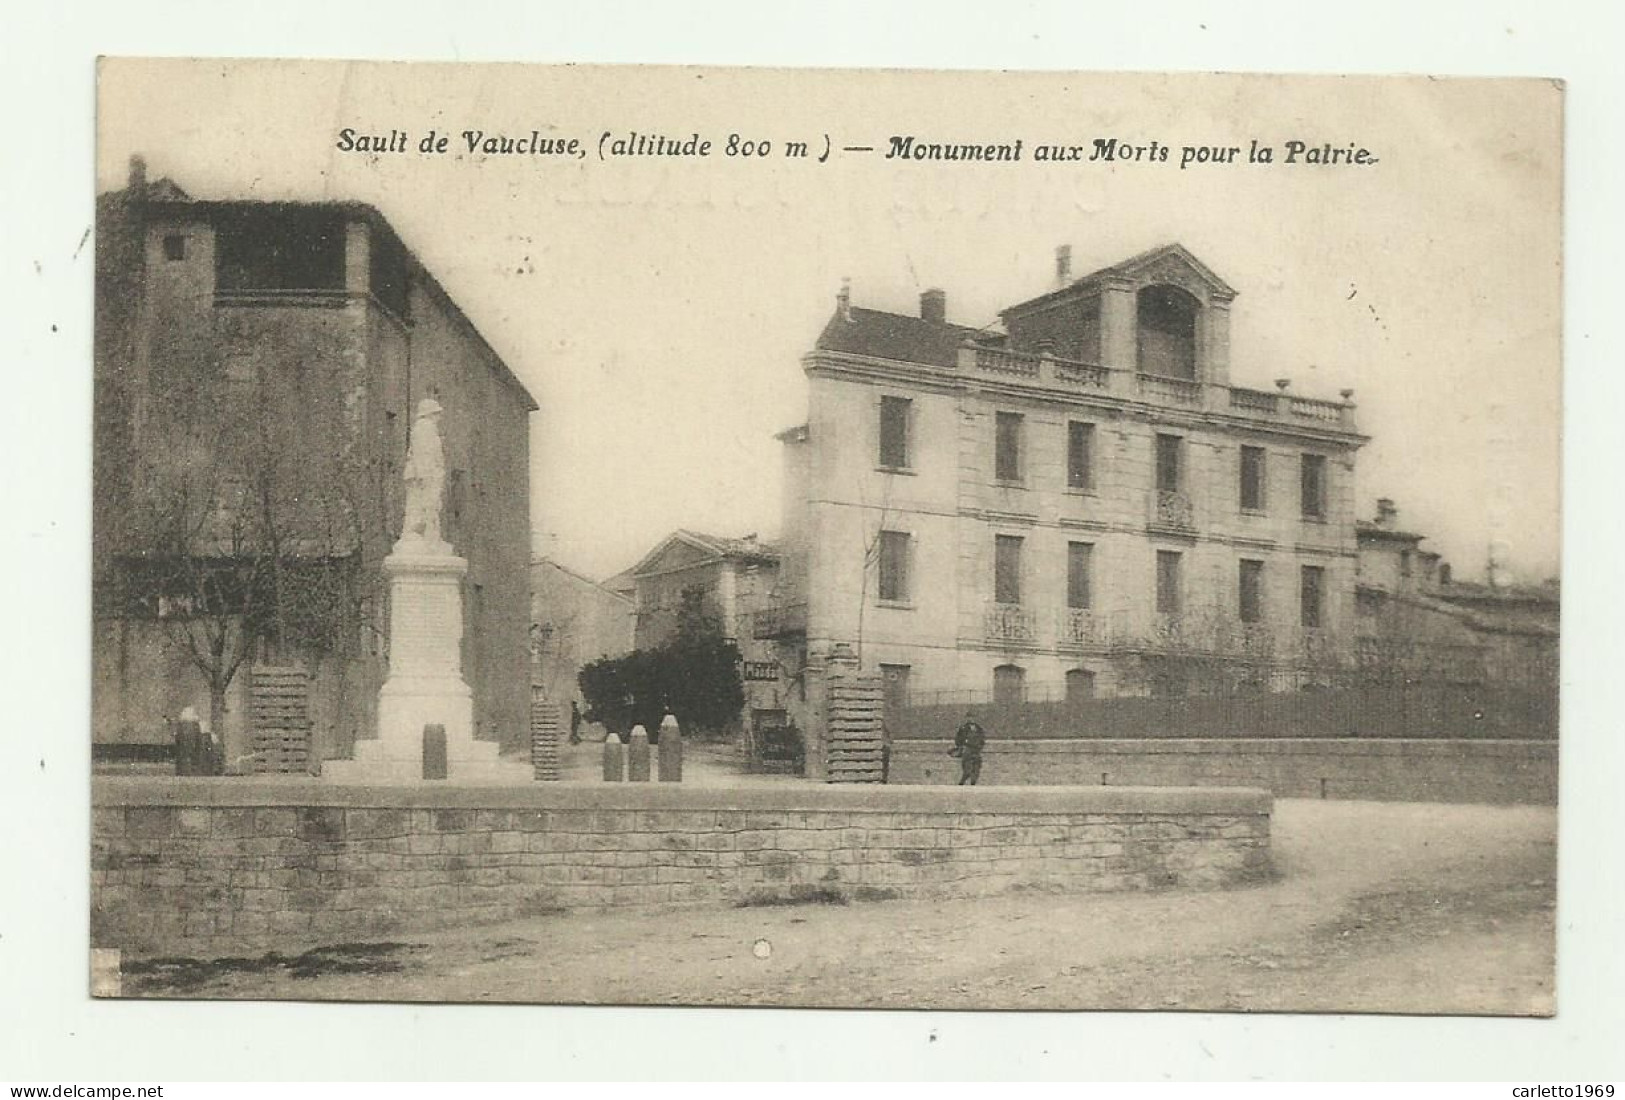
[1375,498,1397,528]
[837,277,852,323]
[920,287,946,325]
[128,154,148,195]
[1055,244,1072,287]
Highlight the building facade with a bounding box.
[762,243,1368,719]
[93,158,537,767]
[1354,499,1558,687]
[529,557,636,713]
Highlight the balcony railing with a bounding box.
[1288,396,1345,423]
[751,601,808,639]
[1229,387,1278,414]
[1056,607,1109,648]
[1151,489,1195,530]
[984,603,1037,645]
[1054,361,1111,389]
[943,342,1358,429]
[974,347,1041,378]
[1137,373,1203,406]
[1295,626,1343,666]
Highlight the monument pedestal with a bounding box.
[325,544,530,785]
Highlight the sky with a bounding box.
[97,61,1563,585]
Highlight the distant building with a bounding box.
[763,242,1369,722]
[1354,499,1558,685]
[623,530,795,734]
[93,157,537,768]
[627,530,780,649]
[529,558,636,710]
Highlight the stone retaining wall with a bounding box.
[890,738,1556,804]
[91,779,1271,956]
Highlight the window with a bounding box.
[878,395,911,469]
[1239,559,1265,624]
[994,534,1023,604]
[1067,421,1095,490]
[1065,668,1097,703]
[993,664,1025,707]
[162,234,186,261]
[1240,446,1266,512]
[1400,550,1413,578]
[1155,434,1183,494]
[1156,550,1183,614]
[1301,454,1327,519]
[1300,565,1325,628]
[877,530,911,603]
[995,411,1024,482]
[215,208,347,293]
[1067,542,1094,609]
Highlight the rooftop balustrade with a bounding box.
[956,342,1357,430]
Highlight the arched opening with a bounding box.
[1136,284,1200,379]
[1065,668,1097,704]
[992,663,1025,707]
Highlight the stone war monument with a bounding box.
[326,397,529,784]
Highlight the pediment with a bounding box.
[1106,243,1237,301]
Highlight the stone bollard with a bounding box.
[423,723,448,780]
[657,713,683,782]
[602,733,625,782]
[173,715,205,776]
[627,725,652,782]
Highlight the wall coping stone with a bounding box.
[92,777,1270,816]
[896,738,1555,759]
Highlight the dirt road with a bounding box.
[123,799,1557,1015]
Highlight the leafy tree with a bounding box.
[578,588,744,737]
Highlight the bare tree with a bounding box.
[100,320,386,741]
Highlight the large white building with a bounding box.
[758,243,1369,722]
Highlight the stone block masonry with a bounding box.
[91,778,1271,957]
[887,738,1556,804]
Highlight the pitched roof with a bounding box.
[629,529,780,577]
[1001,242,1237,320]
[530,557,634,604]
[814,306,985,368]
[1356,520,1427,544]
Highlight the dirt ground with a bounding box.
[121,798,1557,1015]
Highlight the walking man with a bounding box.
[950,710,986,786]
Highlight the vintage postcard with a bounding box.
[90,58,1561,1013]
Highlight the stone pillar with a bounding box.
[1100,278,1139,374]
[657,713,684,781]
[530,689,561,781]
[627,725,652,782]
[602,733,625,781]
[805,642,863,783]
[1203,297,1233,387]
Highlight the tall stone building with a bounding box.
[761,243,1368,722]
[93,158,537,768]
